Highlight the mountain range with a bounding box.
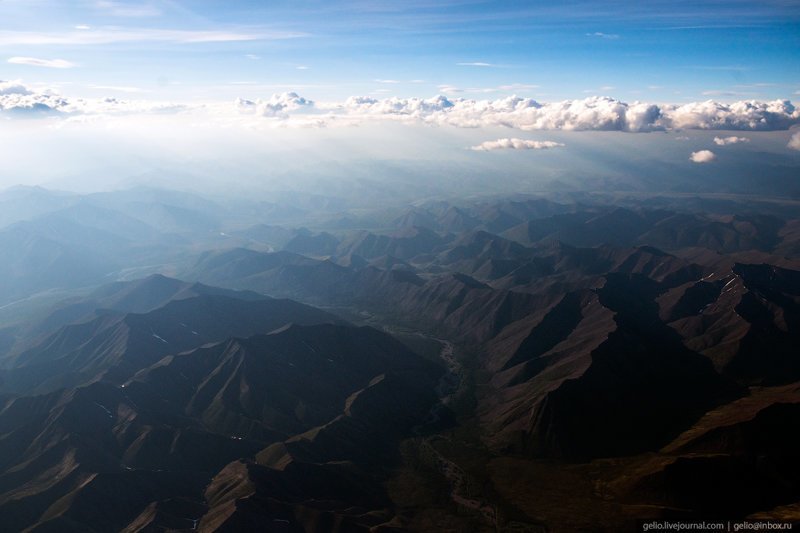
[0,186,798,531]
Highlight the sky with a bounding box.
[1,0,799,102]
[0,1,799,196]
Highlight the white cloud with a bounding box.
[691,65,750,72]
[244,54,260,60]
[498,83,540,91]
[735,83,776,88]
[701,90,748,97]
[690,150,717,163]
[466,87,501,94]
[1,81,799,135]
[789,131,800,151]
[0,80,33,96]
[235,92,313,117]
[340,94,456,116]
[587,32,619,39]
[0,29,305,46]
[457,62,494,67]
[375,79,400,84]
[437,85,463,94]
[0,80,185,116]
[667,99,798,130]
[75,25,91,30]
[713,135,750,145]
[470,138,565,151]
[8,57,76,69]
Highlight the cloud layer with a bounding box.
[8,57,75,69]
[470,138,564,151]
[235,92,313,118]
[713,135,750,145]
[0,28,305,46]
[330,95,800,132]
[2,81,799,134]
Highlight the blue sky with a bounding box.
[2,1,799,194]
[1,0,798,102]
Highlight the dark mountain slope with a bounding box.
[124,324,438,442]
[483,273,742,459]
[197,362,439,531]
[665,263,800,384]
[3,275,267,359]
[0,294,340,394]
[608,383,800,520]
[503,207,791,256]
[0,322,440,532]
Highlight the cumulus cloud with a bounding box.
[0,80,33,96]
[0,80,186,116]
[8,57,76,69]
[713,135,750,145]
[234,92,313,117]
[461,96,661,131]
[0,81,67,115]
[470,138,565,151]
[2,80,799,134]
[667,100,798,130]
[328,94,800,132]
[341,94,455,116]
[789,131,800,151]
[690,150,717,163]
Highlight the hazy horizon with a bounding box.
[2,0,800,197]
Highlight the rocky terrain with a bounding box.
[0,186,798,531]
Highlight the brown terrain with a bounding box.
[0,191,798,531]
